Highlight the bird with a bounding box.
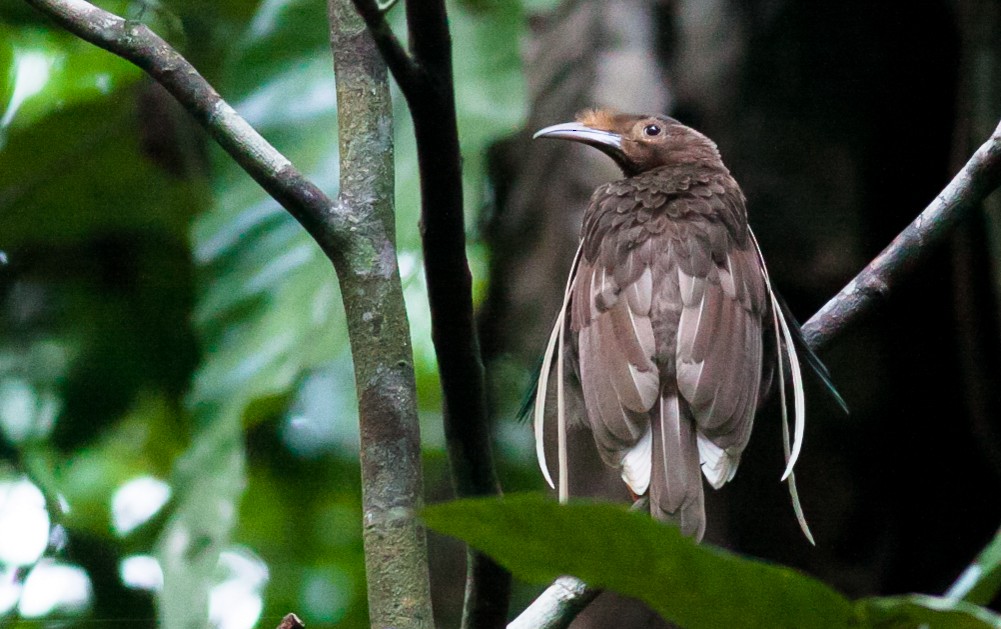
[529,109,845,542]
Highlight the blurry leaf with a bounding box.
[393,0,527,248]
[161,2,342,626]
[155,402,245,629]
[423,494,854,629]
[857,594,1001,628]
[390,0,530,415]
[0,2,154,136]
[452,0,527,211]
[944,525,1001,606]
[0,99,201,248]
[189,0,344,424]
[0,377,60,445]
[52,392,186,537]
[237,448,368,626]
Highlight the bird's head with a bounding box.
[533,109,722,177]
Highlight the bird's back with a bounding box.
[569,163,768,540]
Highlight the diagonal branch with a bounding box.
[802,119,1001,348]
[507,577,601,629]
[508,119,1001,628]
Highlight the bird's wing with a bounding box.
[571,239,659,492]
[671,223,767,490]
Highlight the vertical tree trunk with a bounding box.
[329,1,434,626]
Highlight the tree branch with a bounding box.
[802,119,1001,349]
[24,0,434,626]
[507,577,601,629]
[348,0,424,95]
[350,0,513,626]
[275,614,306,629]
[404,0,452,76]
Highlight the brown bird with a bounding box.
[530,109,844,542]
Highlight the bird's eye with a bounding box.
[643,124,662,137]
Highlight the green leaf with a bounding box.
[422,494,854,629]
[0,2,166,135]
[857,594,1001,629]
[155,409,245,629]
[943,526,1001,606]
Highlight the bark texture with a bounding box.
[330,1,434,626]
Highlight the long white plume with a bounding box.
[749,229,811,541]
[534,242,584,500]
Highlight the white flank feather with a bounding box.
[557,282,569,503]
[774,296,805,480]
[781,392,815,545]
[697,433,730,489]
[533,242,584,498]
[621,427,653,495]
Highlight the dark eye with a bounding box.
[643,124,662,137]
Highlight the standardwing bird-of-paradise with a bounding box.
[530,109,846,542]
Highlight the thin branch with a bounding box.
[507,577,601,629]
[802,119,1001,349]
[348,0,424,95]
[276,614,306,629]
[943,524,1001,605]
[404,0,451,77]
[24,0,435,626]
[510,122,1001,628]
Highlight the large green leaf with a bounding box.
[423,494,854,628]
[425,496,1001,628]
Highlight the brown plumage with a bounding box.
[533,110,815,542]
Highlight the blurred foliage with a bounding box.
[0,0,538,626]
[425,495,1001,629]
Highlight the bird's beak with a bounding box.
[533,122,623,154]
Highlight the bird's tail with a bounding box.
[649,389,706,541]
